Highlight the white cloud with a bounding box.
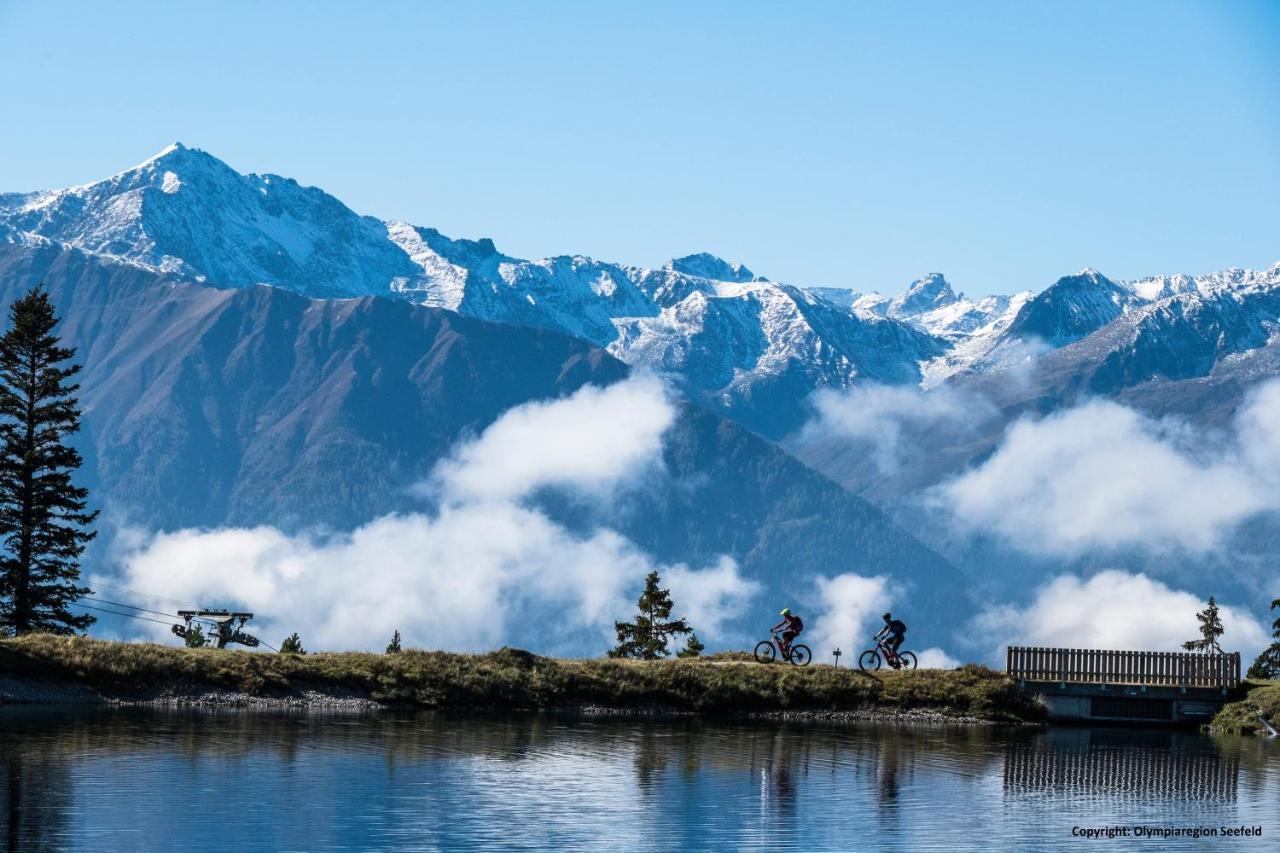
[808,573,891,655]
[974,570,1271,659]
[806,572,959,668]
[665,558,761,642]
[914,647,961,669]
[800,384,996,474]
[939,381,1280,557]
[104,376,757,654]
[431,373,674,504]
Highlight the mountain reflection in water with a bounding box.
[0,708,1274,852]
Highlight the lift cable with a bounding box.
[88,583,203,609]
[70,602,176,627]
[83,596,185,620]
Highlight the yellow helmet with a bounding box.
[780,608,791,616]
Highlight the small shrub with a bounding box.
[279,633,306,655]
[183,624,208,648]
[676,633,705,658]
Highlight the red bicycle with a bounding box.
[858,635,917,671]
[754,631,812,666]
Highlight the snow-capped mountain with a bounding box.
[0,144,940,438]
[1026,262,1280,396]
[1001,268,1135,347]
[3,143,1279,442]
[0,144,420,297]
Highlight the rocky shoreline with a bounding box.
[0,675,1027,728]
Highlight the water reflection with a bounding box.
[1003,729,1239,802]
[4,749,73,853]
[0,708,1274,852]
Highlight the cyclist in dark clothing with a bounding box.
[772,608,804,654]
[876,612,907,666]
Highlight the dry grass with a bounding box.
[0,635,1045,722]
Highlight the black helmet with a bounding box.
[882,612,892,620]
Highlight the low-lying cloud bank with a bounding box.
[974,570,1270,660]
[103,376,760,654]
[940,380,1280,558]
[801,383,997,474]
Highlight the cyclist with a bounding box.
[877,612,907,667]
[772,608,804,655]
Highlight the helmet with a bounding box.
[780,608,791,616]
[882,612,892,620]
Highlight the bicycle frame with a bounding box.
[874,636,901,664]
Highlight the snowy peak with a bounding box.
[888,273,958,318]
[666,252,757,283]
[6,144,419,295]
[1002,268,1134,347]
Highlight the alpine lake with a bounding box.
[2,706,1276,851]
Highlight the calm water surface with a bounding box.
[1,707,1276,851]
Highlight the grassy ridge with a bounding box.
[1209,680,1280,734]
[0,636,1045,722]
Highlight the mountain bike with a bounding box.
[754,631,812,666]
[858,635,917,671]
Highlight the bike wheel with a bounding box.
[754,640,777,664]
[858,650,881,671]
[788,644,812,666]
[897,651,918,670]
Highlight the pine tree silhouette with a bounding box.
[386,629,402,654]
[1246,598,1279,680]
[1182,596,1225,653]
[609,570,691,659]
[0,287,97,635]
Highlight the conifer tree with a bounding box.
[1182,596,1225,653]
[280,633,306,654]
[609,570,691,659]
[184,623,209,648]
[676,632,705,659]
[386,629,402,654]
[1246,598,1279,680]
[0,287,97,635]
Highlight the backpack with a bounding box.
[791,615,804,632]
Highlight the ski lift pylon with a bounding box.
[172,609,261,649]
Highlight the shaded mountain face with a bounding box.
[1001,269,1134,348]
[0,242,626,528]
[0,241,969,635]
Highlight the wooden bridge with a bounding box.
[1006,646,1241,724]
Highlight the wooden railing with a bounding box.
[1006,646,1240,689]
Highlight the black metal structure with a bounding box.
[173,609,260,649]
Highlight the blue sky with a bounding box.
[2,1,1277,295]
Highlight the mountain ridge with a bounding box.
[4,144,1279,442]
